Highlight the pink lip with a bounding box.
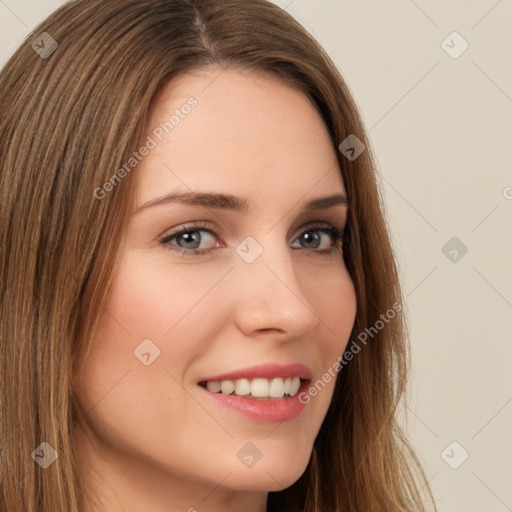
[196,363,313,423]
[197,363,313,383]
[197,379,310,423]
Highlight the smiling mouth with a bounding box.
[198,377,305,401]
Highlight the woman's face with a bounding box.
[73,66,357,507]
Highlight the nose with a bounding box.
[231,237,321,341]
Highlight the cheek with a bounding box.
[307,265,357,357]
[300,267,357,412]
[107,253,226,338]
[93,252,235,374]
[73,253,225,408]
[73,250,240,420]
[71,258,227,477]
[72,251,210,424]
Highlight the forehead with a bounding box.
[136,66,345,205]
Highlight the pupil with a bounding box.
[180,232,200,249]
[302,232,320,249]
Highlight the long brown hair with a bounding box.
[0,0,436,510]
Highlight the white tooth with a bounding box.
[235,378,251,396]
[269,378,285,398]
[283,378,291,395]
[289,377,301,396]
[220,380,235,395]
[206,381,221,393]
[251,378,270,397]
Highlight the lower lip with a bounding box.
[197,382,309,423]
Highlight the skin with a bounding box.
[72,66,357,512]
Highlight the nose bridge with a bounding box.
[232,232,319,335]
[235,232,297,293]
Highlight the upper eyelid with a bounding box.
[161,220,344,239]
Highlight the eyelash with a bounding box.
[158,221,346,257]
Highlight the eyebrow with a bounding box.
[135,190,349,215]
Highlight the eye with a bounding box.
[159,221,346,256]
[159,222,221,256]
[290,222,345,254]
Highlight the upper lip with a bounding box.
[198,363,313,383]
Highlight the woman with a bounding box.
[0,0,437,510]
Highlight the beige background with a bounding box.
[1,1,511,510]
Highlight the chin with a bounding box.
[221,444,312,492]
[227,466,307,492]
